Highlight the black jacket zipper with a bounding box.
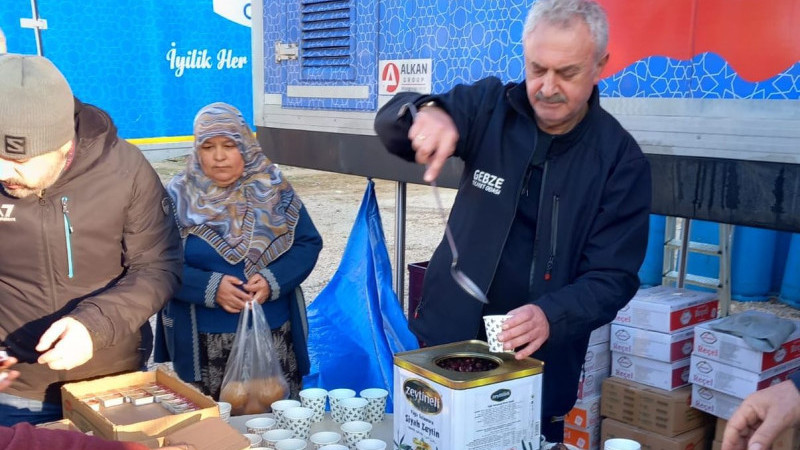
[544,194,559,281]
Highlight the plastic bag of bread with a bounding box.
[219,300,289,415]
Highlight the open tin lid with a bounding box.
[394,340,544,390]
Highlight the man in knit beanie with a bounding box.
[0,54,182,426]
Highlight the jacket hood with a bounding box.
[52,98,118,188]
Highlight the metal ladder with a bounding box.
[662,217,734,316]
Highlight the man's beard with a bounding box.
[2,156,68,199]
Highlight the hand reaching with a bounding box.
[36,317,94,370]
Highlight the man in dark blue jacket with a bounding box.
[374,0,651,441]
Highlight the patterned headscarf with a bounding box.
[167,102,302,278]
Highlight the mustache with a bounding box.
[535,92,567,104]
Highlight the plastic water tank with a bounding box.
[638,215,666,287]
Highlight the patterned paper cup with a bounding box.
[358,388,388,423]
[340,420,372,450]
[275,438,308,450]
[299,387,328,423]
[243,433,263,448]
[355,439,387,450]
[337,397,368,423]
[327,388,356,423]
[318,445,349,450]
[262,428,294,446]
[246,416,277,435]
[483,314,513,353]
[310,431,342,449]
[283,406,314,440]
[271,399,301,428]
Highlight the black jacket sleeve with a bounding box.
[373,77,506,163]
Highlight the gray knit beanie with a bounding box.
[0,53,75,160]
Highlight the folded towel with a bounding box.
[711,310,797,352]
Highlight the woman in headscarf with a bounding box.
[155,103,322,401]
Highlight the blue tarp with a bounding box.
[304,180,419,412]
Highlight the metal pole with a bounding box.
[394,181,407,310]
[30,0,44,55]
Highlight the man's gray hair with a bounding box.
[523,0,609,61]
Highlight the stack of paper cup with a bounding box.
[359,388,388,423]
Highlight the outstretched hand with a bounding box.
[722,379,800,450]
[0,354,19,391]
[408,105,459,182]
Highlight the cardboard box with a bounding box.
[566,394,602,428]
[565,424,601,450]
[62,369,219,442]
[610,324,694,362]
[601,377,708,437]
[613,286,718,333]
[590,324,611,345]
[164,417,249,450]
[690,385,743,420]
[577,365,610,400]
[690,354,800,399]
[584,342,612,373]
[715,418,800,450]
[693,313,800,372]
[612,352,691,390]
[601,418,708,450]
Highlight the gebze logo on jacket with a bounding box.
[0,204,15,222]
[472,169,505,195]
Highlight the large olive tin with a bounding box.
[393,340,544,450]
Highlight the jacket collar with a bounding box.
[507,81,601,156]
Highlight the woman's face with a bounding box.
[198,135,245,187]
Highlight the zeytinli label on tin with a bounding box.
[394,368,542,450]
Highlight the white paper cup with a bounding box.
[243,433,263,447]
[337,397,368,423]
[483,314,513,353]
[283,406,314,440]
[327,388,356,423]
[310,431,342,449]
[318,445,349,450]
[246,417,277,435]
[263,428,294,445]
[276,438,308,450]
[340,420,372,449]
[216,401,232,422]
[604,438,642,450]
[271,399,301,428]
[355,439,386,450]
[300,387,328,423]
[358,388,388,423]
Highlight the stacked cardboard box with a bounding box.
[597,287,719,450]
[611,286,718,391]
[600,377,712,450]
[564,324,611,450]
[689,312,800,419]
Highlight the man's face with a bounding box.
[198,135,245,188]
[524,19,608,135]
[0,141,71,198]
